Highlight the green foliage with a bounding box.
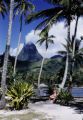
[6,81,33,110]
[57,90,73,105]
[37,31,55,50]
[0,0,7,18]
[27,0,83,34]
[7,63,14,86]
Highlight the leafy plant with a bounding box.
[6,81,33,110]
[57,90,73,105]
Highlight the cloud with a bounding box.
[10,43,24,56]
[25,17,83,58]
[11,17,83,58]
[25,30,41,44]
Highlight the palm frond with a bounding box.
[36,38,45,46]
[14,0,35,19]
[26,7,62,24]
[44,0,60,5]
[39,26,50,37]
[0,0,7,18]
[58,51,67,55]
[35,9,63,32]
[27,1,35,12]
[35,18,52,30]
[49,35,55,38]
[48,39,54,44]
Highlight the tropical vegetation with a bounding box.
[13,0,35,77]
[6,81,33,110]
[37,30,55,87]
[0,0,83,109]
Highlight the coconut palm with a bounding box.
[26,0,83,90]
[27,0,83,57]
[58,37,83,89]
[37,31,55,87]
[72,0,83,59]
[0,0,7,18]
[0,0,14,109]
[26,0,72,90]
[59,51,69,90]
[27,0,82,31]
[71,0,83,81]
[13,0,35,78]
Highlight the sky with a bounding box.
[0,0,83,58]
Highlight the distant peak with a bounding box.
[18,42,42,61]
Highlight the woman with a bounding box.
[49,88,58,103]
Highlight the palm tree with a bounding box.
[58,39,71,90]
[70,0,83,82]
[0,0,7,18]
[58,37,83,89]
[27,0,83,61]
[0,0,14,109]
[37,31,55,88]
[59,51,69,90]
[27,0,82,31]
[26,0,83,90]
[13,0,35,78]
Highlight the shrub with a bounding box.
[57,90,73,105]
[6,81,33,110]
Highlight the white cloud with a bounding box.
[10,43,24,56]
[25,30,40,44]
[25,17,83,58]
[10,17,83,58]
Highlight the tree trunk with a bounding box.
[59,21,70,91]
[68,16,79,91]
[59,53,69,89]
[13,16,22,79]
[72,16,79,58]
[13,31,22,78]
[38,57,45,88]
[0,0,14,109]
[70,16,79,82]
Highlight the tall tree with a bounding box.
[70,0,83,82]
[58,38,83,89]
[27,0,83,89]
[0,0,14,109]
[27,0,72,90]
[37,30,55,87]
[27,0,80,31]
[13,0,35,77]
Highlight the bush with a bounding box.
[6,81,33,110]
[57,90,73,105]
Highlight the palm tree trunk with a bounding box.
[60,53,69,89]
[69,16,79,83]
[38,57,45,88]
[13,31,22,78]
[13,16,22,80]
[0,0,14,109]
[59,20,70,91]
[72,16,79,58]
[68,16,79,91]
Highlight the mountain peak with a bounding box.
[18,42,43,62]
